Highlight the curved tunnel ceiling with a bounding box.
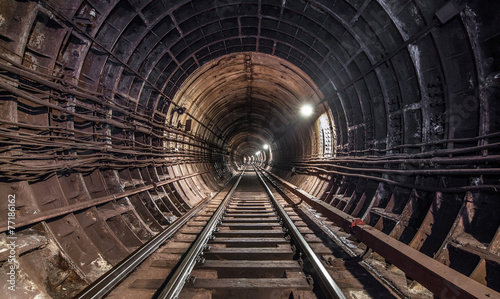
[34,0,497,156]
[0,0,499,298]
[2,0,498,152]
[171,51,324,160]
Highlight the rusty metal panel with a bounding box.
[263,169,500,299]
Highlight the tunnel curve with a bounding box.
[170,51,325,171]
[0,0,498,298]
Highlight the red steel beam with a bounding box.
[262,169,499,299]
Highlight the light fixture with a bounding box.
[263,144,269,150]
[255,151,261,155]
[174,107,186,115]
[300,104,314,117]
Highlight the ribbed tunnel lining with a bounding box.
[0,0,499,297]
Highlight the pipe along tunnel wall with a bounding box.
[0,0,499,298]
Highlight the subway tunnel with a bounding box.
[0,0,499,298]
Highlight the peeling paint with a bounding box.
[348,290,372,299]
[407,44,421,76]
[23,52,38,70]
[86,253,112,280]
[410,5,425,27]
[29,28,45,49]
[462,7,483,72]
[1,53,20,64]
[13,266,50,298]
[90,254,110,269]
[377,0,409,40]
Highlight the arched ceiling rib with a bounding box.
[171,52,323,151]
[1,0,497,170]
[59,0,495,155]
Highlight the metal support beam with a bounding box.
[0,172,208,233]
[261,168,500,299]
[75,171,232,299]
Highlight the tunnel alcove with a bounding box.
[0,0,499,298]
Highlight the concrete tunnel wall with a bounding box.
[0,0,498,297]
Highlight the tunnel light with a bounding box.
[255,151,261,155]
[300,104,314,117]
[263,144,269,150]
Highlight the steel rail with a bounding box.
[157,167,247,299]
[254,166,346,299]
[74,174,234,299]
[261,168,500,299]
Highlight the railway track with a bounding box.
[77,167,399,299]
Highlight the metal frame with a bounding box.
[74,173,234,299]
[261,168,500,299]
[0,172,208,233]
